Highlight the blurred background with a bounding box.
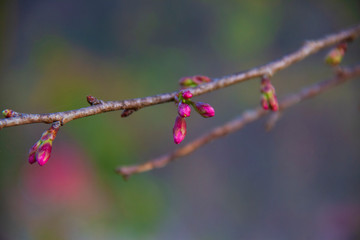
[0,0,360,239]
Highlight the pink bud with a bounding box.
[178,103,191,118]
[193,102,215,118]
[182,90,193,100]
[260,97,269,110]
[173,116,187,144]
[260,77,278,111]
[269,95,279,111]
[36,142,53,166]
[28,141,41,164]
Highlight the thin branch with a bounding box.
[1,24,360,129]
[116,64,360,179]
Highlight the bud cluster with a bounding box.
[179,75,211,88]
[28,122,60,166]
[173,89,215,144]
[260,76,278,111]
[325,42,347,66]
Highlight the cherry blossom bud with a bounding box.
[2,109,20,118]
[193,102,215,118]
[36,141,53,166]
[260,96,269,110]
[268,95,279,111]
[28,141,41,164]
[182,90,193,100]
[173,116,187,144]
[260,77,278,111]
[178,103,191,118]
[28,122,60,166]
[325,42,347,66]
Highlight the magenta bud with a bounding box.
[269,96,279,111]
[28,122,60,166]
[193,102,215,118]
[173,116,187,144]
[178,103,191,118]
[36,142,53,166]
[260,77,278,111]
[28,141,41,164]
[182,90,193,100]
[261,97,269,110]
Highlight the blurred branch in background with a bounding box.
[116,64,360,179]
[0,24,359,129]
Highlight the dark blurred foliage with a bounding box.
[0,0,360,239]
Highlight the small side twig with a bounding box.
[265,112,282,131]
[116,64,360,179]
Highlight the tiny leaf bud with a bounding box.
[87,95,103,105]
[2,109,20,118]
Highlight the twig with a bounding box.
[116,64,360,179]
[1,24,360,129]
[265,112,282,131]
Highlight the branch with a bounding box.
[1,24,360,129]
[116,64,360,179]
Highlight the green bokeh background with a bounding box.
[0,1,359,239]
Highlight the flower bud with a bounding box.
[260,77,278,111]
[325,42,347,66]
[28,122,60,166]
[36,141,53,166]
[193,102,215,118]
[268,95,279,111]
[173,116,187,144]
[178,103,191,118]
[28,140,41,164]
[260,96,269,110]
[182,90,193,100]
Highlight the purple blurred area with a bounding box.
[0,0,360,239]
